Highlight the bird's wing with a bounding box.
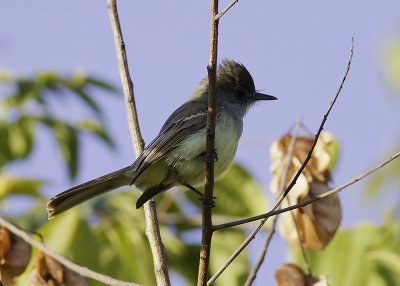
[131,99,208,180]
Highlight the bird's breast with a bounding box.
[167,111,242,185]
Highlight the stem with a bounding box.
[107,1,170,285]
[197,1,219,285]
[0,217,140,286]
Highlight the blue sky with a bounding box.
[2,1,400,285]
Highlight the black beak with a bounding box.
[253,92,277,101]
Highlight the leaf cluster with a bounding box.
[0,71,117,179]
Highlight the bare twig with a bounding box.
[286,195,312,275]
[215,0,238,20]
[270,38,354,217]
[197,0,219,285]
[243,119,302,286]
[213,150,400,230]
[107,1,170,285]
[213,38,354,232]
[244,216,278,286]
[208,118,302,285]
[0,217,140,286]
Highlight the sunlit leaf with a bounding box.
[183,164,268,218]
[76,121,114,147]
[86,77,118,93]
[290,222,400,286]
[383,39,400,91]
[367,250,400,275]
[364,150,400,198]
[0,173,44,200]
[7,117,34,160]
[50,122,79,180]
[210,230,249,286]
[70,88,102,115]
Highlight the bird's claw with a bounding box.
[203,149,218,163]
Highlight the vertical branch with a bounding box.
[107,0,144,155]
[107,1,170,285]
[197,1,219,285]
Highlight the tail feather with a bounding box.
[47,166,133,219]
[135,184,172,209]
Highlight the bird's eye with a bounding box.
[237,88,247,98]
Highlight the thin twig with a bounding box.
[286,196,312,275]
[270,38,354,216]
[213,150,400,230]
[0,217,140,286]
[197,0,219,285]
[244,216,278,286]
[215,0,238,20]
[207,118,302,285]
[107,1,170,285]
[243,119,302,286]
[212,38,354,232]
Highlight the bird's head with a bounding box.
[192,59,276,111]
[216,59,277,109]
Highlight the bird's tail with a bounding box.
[47,166,133,219]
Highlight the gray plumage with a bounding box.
[46,59,276,219]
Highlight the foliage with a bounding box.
[383,38,400,92]
[290,220,400,286]
[0,71,116,179]
[1,70,400,286]
[11,164,267,286]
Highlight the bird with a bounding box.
[46,59,277,219]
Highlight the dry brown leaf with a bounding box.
[278,183,341,250]
[270,132,341,250]
[275,263,329,286]
[0,226,32,283]
[275,263,306,286]
[0,227,11,263]
[27,252,87,286]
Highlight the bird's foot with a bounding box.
[200,196,215,209]
[202,149,218,163]
[181,182,216,203]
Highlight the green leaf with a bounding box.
[290,222,400,286]
[76,120,114,147]
[210,230,249,286]
[7,117,35,160]
[184,164,268,217]
[364,150,400,198]
[71,88,102,115]
[383,39,400,92]
[0,173,44,200]
[0,122,14,165]
[50,121,80,180]
[86,77,118,93]
[367,250,400,275]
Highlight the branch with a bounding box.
[0,217,140,286]
[213,37,354,232]
[213,150,400,230]
[208,118,302,285]
[197,0,219,285]
[270,38,354,216]
[215,0,238,20]
[107,1,170,285]
[244,216,278,286]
